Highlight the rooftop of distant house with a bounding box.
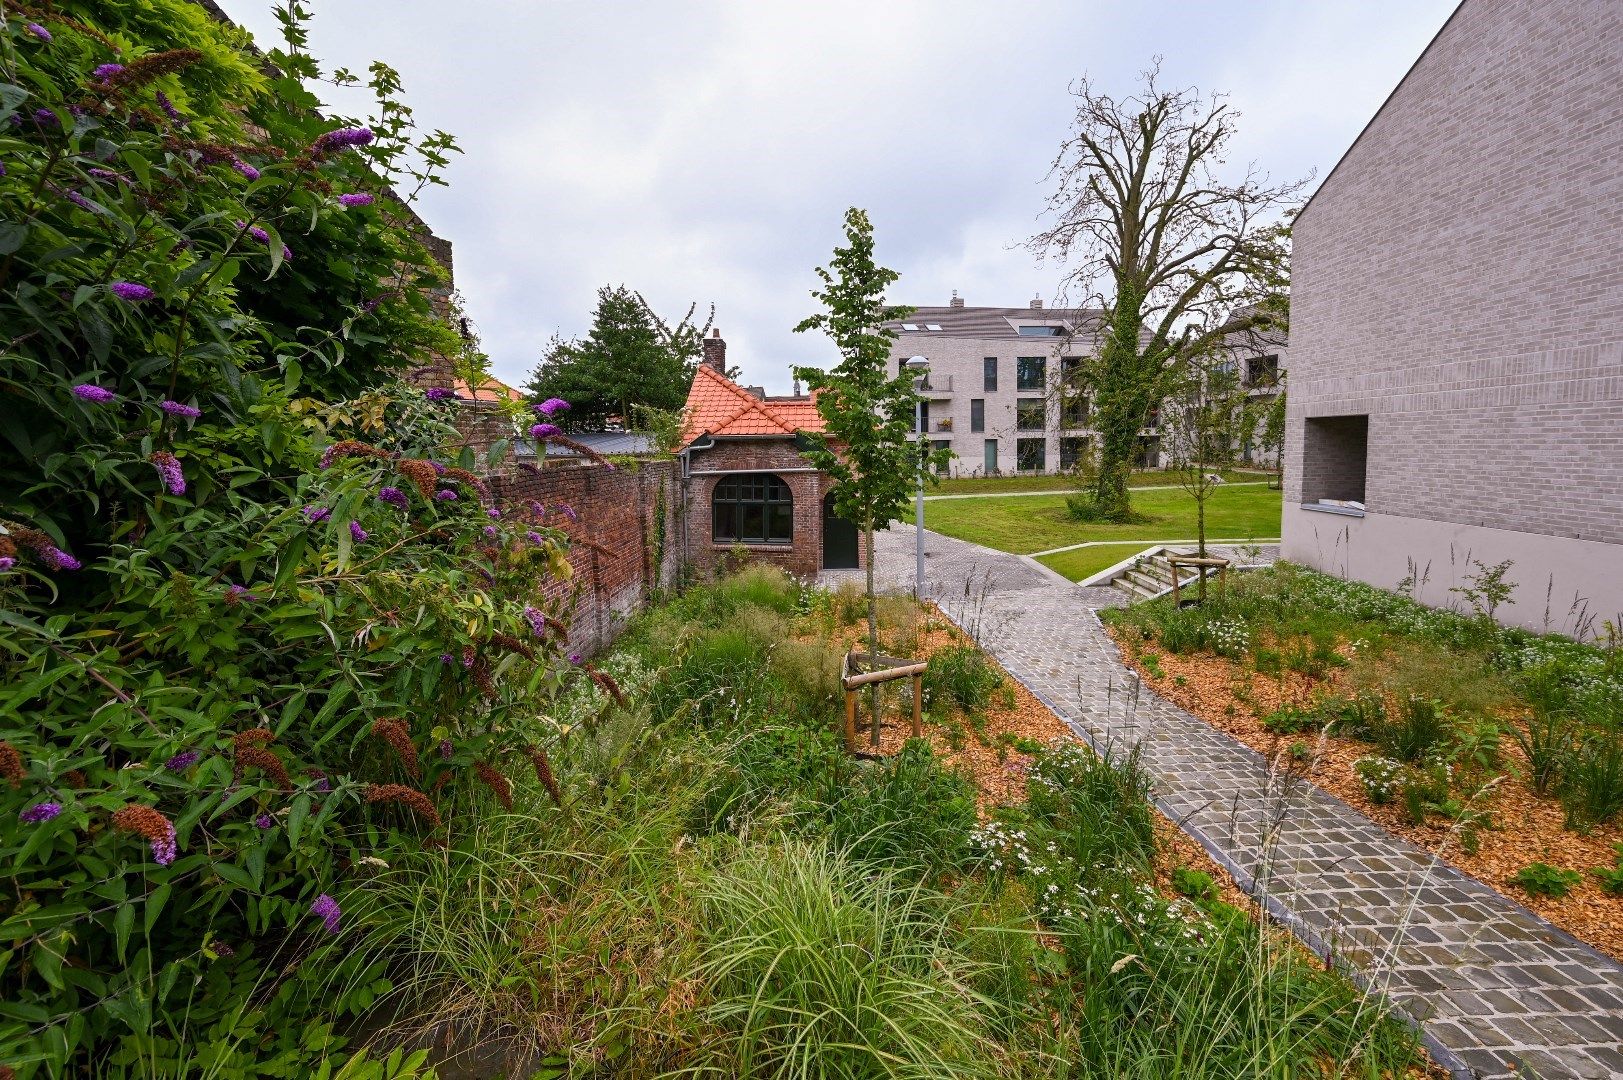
[680,330,823,447]
[450,374,526,403]
[881,293,1105,340]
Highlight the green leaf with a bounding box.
[113,902,135,962]
[0,220,26,255]
[287,793,312,848]
[144,883,171,935]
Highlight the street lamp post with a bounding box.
[904,356,930,600]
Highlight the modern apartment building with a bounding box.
[882,297,1121,477]
[1282,0,1623,634]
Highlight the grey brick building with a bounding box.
[1282,0,1623,635]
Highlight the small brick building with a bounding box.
[677,331,860,579]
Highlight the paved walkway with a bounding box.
[825,527,1623,1080]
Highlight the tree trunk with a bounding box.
[864,516,880,747]
[1196,490,1207,558]
[1090,284,1153,522]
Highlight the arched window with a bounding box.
[712,473,793,544]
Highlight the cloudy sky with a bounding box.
[221,0,1457,394]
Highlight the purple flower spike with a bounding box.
[487,508,501,519]
[529,423,560,439]
[21,803,61,824]
[439,653,454,665]
[523,605,546,637]
[378,486,408,509]
[0,557,15,571]
[165,750,200,771]
[150,451,185,496]
[92,63,125,82]
[338,193,374,208]
[559,505,578,523]
[156,90,184,123]
[302,506,332,523]
[231,159,260,181]
[255,814,274,830]
[152,823,177,866]
[311,893,342,934]
[482,525,498,539]
[26,23,51,41]
[72,384,116,404]
[33,108,58,127]
[434,490,457,502]
[569,653,583,665]
[280,244,292,262]
[42,547,80,571]
[537,397,570,416]
[110,281,155,302]
[525,530,543,545]
[424,387,454,401]
[225,584,257,604]
[439,739,453,760]
[349,521,368,542]
[310,126,374,159]
[160,400,202,419]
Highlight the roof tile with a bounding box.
[680,365,825,445]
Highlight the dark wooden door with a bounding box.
[821,492,858,569]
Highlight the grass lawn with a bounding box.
[922,484,1282,559]
[929,468,1274,496]
[1035,543,1173,583]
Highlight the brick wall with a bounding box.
[682,437,857,579]
[1299,416,1368,503]
[491,460,681,654]
[1285,0,1623,545]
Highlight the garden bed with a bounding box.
[1105,563,1623,961]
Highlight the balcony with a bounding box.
[918,373,954,398]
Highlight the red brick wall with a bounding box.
[491,460,681,654]
[681,437,860,579]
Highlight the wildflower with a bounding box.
[439,653,454,665]
[111,804,177,865]
[149,450,185,496]
[569,652,582,665]
[487,507,501,519]
[62,188,96,212]
[21,802,61,823]
[526,530,543,545]
[523,605,546,637]
[41,546,80,571]
[529,423,560,439]
[527,745,562,806]
[378,486,408,509]
[111,281,155,302]
[559,505,578,522]
[424,387,454,400]
[280,244,292,261]
[87,167,128,184]
[474,762,513,810]
[435,490,457,502]
[160,400,201,418]
[165,750,200,771]
[395,459,438,498]
[311,893,342,934]
[237,221,271,244]
[349,521,368,542]
[33,107,58,126]
[309,126,374,159]
[155,90,184,123]
[320,438,391,469]
[0,557,13,571]
[0,741,22,787]
[231,159,259,181]
[26,23,51,41]
[255,814,274,830]
[536,397,570,416]
[439,739,452,760]
[225,584,256,604]
[370,718,421,779]
[306,767,331,793]
[72,384,116,404]
[92,63,126,82]
[338,192,374,208]
[302,506,332,523]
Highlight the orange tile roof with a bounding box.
[452,374,526,403]
[680,365,826,445]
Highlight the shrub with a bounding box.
[1261,704,1321,735]
[1170,866,1219,902]
[1511,863,1582,898]
[924,644,1005,715]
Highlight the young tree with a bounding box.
[1030,65,1304,521]
[525,286,710,430]
[793,209,947,748]
[1258,378,1287,488]
[1162,356,1249,559]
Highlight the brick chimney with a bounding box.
[1029,294,1044,310]
[702,328,726,375]
[949,290,964,308]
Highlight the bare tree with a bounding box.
[1030,63,1305,521]
[1162,354,1248,558]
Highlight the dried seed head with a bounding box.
[235,746,290,789]
[111,804,177,865]
[395,458,439,500]
[369,718,420,779]
[363,783,442,828]
[0,741,22,788]
[526,745,562,807]
[473,762,513,810]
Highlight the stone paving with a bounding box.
[825,526,1623,1080]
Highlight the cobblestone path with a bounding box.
[825,526,1623,1080]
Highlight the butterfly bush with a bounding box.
[0,5,579,1074]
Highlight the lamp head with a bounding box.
[904,355,930,372]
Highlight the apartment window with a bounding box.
[1016,399,1045,431]
[970,398,985,433]
[931,439,953,474]
[1060,436,1090,470]
[712,473,793,544]
[1016,356,1046,391]
[913,400,930,433]
[983,439,998,475]
[1302,415,1369,510]
[1061,392,1088,428]
[983,357,998,392]
[1246,354,1280,388]
[1016,438,1046,472]
[1136,435,1161,468]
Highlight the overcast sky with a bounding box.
[221,0,1457,394]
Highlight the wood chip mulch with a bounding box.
[1106,625,1623,963]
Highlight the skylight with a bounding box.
[1018,325,1063,336]
[925,323,942,331]
[901,323,920,331]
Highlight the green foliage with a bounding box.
[1511,863,1582,898]
[824,740,978,874]
[923,644,1006,715]
[1170,866,1219,902]
[1560,736,1623,828]
[0,6,581,1073]
[1261,704,1320,735]
[1591,845,1623,896]
[1376,697,1454,764]
[525,285,707,432]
